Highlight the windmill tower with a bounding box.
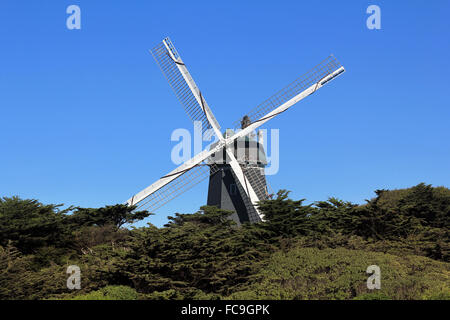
[127,37,345,224]
[206,125,269,225]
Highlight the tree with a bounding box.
[258,190,316,238]
[0,197,69,253]
[119,206,272,296]
[67,204,151,229]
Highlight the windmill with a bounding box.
[127,37,345,224]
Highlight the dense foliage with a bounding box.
[0,183,448,300]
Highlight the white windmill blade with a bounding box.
[128,161,222,213]
[220,57,345,220]
[233,55,345,128]
[127,141,225,210]
[230,56,345,142]
[151,37,222,138]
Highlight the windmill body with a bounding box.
[127,37,345,224]
[207,130,268,225]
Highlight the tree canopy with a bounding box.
[0,183,448,300]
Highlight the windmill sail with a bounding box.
[131,162,221,212]
[233,55,344,128]
[151,38,221,136]
[127,141,225,210]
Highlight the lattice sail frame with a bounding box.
[243,165,269,201]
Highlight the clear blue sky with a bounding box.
[1,1,449,227]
